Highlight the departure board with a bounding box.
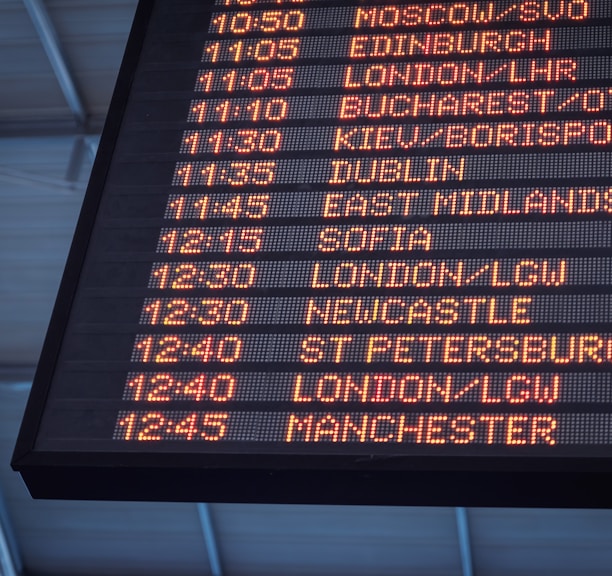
[12,0,612,506]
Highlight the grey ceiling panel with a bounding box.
[0,136,92,178]
[213,504,461,576]
[0,75,67,127]
[0,1,36,43]
[0,136,84,366]
[47,1,138,40]
[0,42,58,75]
[470,507,612,576]
[12,502,212,576]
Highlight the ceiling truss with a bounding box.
[197,504,224,576]
[0,488,20,576]
[22,0,86,129]
[456,507,474,576]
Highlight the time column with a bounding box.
[116,1,306,443]
[181,2,305,164]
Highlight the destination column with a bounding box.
[285,0,607,447]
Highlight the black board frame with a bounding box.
[11,0,612,506]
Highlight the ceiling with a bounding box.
[2,1,612,575]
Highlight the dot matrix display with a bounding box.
[12,0,612,506]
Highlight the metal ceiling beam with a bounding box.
[66,134,100,182]
[0,382,28,575]
[86,137,99,163]
[455,507,475,576]
[65,136,86,182]
[22,0,86,128]
[0,117,106,138]
[0,488,20,576]
[0,166,85,193]
[197,504,224,576]
[0,367,35,385]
